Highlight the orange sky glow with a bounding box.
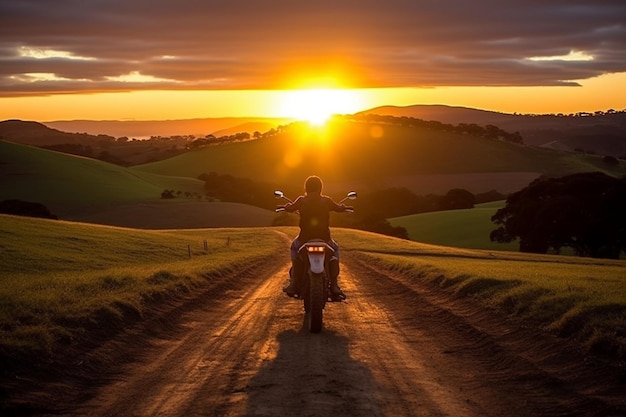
[1,71,625,122]
[1,1,625,122]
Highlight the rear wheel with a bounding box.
[308,273,325,333]
[303,274,311,312]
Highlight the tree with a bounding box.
[484,124,501,140]
[357,187,421,219]
[490,172,626,259]
[439,188,475,210]
[352,215,409,240]
[0,199,58,219]
[603,155,619,166]
[475,189,506,204]
[198,172,277,209]
[161,189,175,199]
[505,131,524,145]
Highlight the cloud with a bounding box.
[0,0,625,96]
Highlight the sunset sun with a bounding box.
[277,88,362,125]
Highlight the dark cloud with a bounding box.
[0,0,625,96]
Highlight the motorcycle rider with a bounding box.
[278,175,352,298]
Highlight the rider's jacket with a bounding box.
[284,194,346,242]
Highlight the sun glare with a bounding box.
[277,88,362,126]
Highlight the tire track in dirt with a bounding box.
[343,254,626,417]
[68,264,286,417]
[331,264,481,417]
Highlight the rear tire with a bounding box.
[303,275,311,313]
[309,273,325,333]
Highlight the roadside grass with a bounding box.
[332,228,626,360]
[0,215,284,365]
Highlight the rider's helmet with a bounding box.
[305,175,323,195]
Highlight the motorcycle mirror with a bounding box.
[339,191,357,204]
[274,190,284,199]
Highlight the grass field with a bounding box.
[389,201,519,251]
[2,215,625,367]
[0,140,205,216]
[0,214,284,364]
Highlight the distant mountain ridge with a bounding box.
[0,120,283,166]
[0,119,95,146]
[44,117,293,138]
[3,103,626,158]
[211,122,278,138]
[360,104,626,130]
[360,105,516,126]
[361,105,626,157]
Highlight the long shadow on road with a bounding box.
[245,326,384,417]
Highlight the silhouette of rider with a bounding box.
[278,175,352,298]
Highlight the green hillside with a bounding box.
[389,201,519,251]
[133,119,626,193]
[0,140,204,216]
[3,118,625,228]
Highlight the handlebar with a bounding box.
[274,190,356,213]
[276,206,353,213]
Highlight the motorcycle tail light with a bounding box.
[307,246,325,253]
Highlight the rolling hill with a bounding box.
[361,105,626,156]
[0,140,178,202]
[0,119,100,146]
[2,116,625,230]
[44,117,293,139]
[133,118,626,195]
[0,120,192,166]
[0,140,275,227]
[360,105,518,126]
[0,140,198,214]
[0,119,296,166]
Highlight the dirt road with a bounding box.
[21,248,626,417]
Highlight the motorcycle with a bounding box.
[274,190,357,333]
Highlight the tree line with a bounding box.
[179,172,504,240]
[340,114,524,145]
[190,171,626,259]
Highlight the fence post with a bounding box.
[188,244,191,258]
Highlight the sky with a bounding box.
[0,0,625,121]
